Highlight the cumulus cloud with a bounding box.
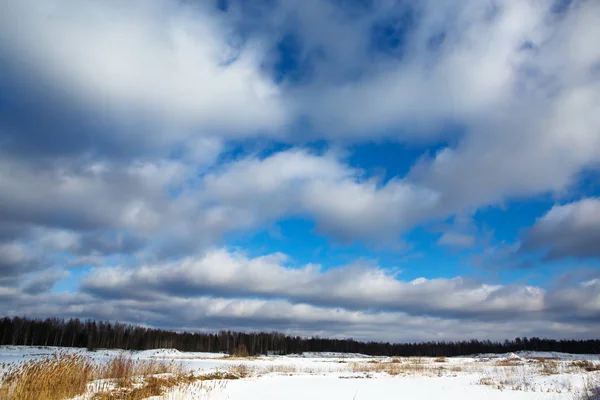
[0,247,571,341]
[81,248,600,324]
[1,245,598,341]
[22,268,70,295]
[2,0,598,246]
[3,287,589,342]
[0,155,187,233]
[0,242,46,280]
[198,149,439,244]
[0,0,286,160]
[523,198,600,260]
[1,0,599,341]
[252,0,600,219]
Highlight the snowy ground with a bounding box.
[1,346,599,399]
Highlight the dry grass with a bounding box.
[494,358,522,367]
[349,358,430,376]
[537,359,559,375]
[159,380,229,400]
[0,352,238,400]
[225,364,254,379]
[96,354,182,383]
[473,357,600,394]
[0,352,94,400]
[261,364,300,376]
[572,360,600,372]
[222,363,301,378]
[3,351,598,399]
[92,374,202,400]
[230,344,249,357]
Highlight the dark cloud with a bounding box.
[0,242,48,278]
[523,198,600,260]
[0,64,157,161]
[22,269,69,295]
[78,233,146,257]
[0,223,31,243]
[3,282,600,342]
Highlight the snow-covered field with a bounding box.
[1,346,599,399]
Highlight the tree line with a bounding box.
[1,316,599,357]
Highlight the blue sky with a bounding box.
[1,0,599,342]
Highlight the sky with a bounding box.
[0,0,599,343]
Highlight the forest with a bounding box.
[1,316,599,357]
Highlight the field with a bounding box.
[1,346,599,399]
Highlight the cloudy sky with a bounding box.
[1,0,599,342]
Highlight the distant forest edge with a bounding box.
[2,316,599,357]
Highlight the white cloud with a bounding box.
[0,241,46,280]
[524,198,600,260]
[294,0,600,219]
[4,288,593,342]
[0,0,287,140]
[296,0,542,136]
[198,149,439,244]
[83,248,550,317]
[0,154,197,234]
[1,245,598,341]
[1,0,599,341]
[2,0,598,248]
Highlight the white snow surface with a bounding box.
[472,351,600,361]
[1,346,599,399]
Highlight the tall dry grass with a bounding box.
[0,352,234,400]
[97,354,182,384]
[0,352,94,400]
[349,358,429,376]
[572,360,600,372]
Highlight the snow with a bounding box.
[161,373,596,400]
[135,349,228,359]
[210,375,568,400]
[1,346,599,399]
[472,351,600,361]
[295,352,374,359]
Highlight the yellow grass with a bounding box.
[0,352,94,400]
[2,351,599,399]
[572,360,600,372]
[0,352,238,400]
[349,358,429,376]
